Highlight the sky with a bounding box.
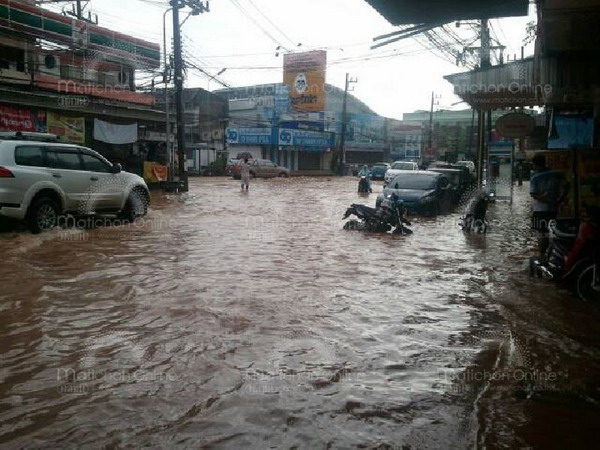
[43,0,536,120]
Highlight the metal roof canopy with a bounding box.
[365,0,529,24]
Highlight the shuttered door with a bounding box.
[297,151,321,170]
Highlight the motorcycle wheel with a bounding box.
[343,220,362,230]
[576,265,600,302]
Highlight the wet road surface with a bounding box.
[1,177,599,448]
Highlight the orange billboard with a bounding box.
[283,50,327,112]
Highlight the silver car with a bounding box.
[249,159,290,178]
[384,161,420,185]
[0,133,150,233]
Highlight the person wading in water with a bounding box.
[240,158,251,191]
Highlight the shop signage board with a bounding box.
[0,106,44,132]
[47,112,85,144]
[495,112,535,138]
[278,128,334,148]
[226,127,273,145]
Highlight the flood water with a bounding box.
[1,177,599,449]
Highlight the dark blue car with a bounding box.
[370,162,390,180]
[376,171,453,215]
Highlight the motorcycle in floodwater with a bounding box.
[530,205,600,302]
[343,193,412,235]
[460,191,491,233]
[358,175,372,193]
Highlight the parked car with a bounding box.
[456,160,475,174]
[225,153,257,175]
[384,161,420,185]
[370,162,391,180]
[376,170,453,215]
[429,161,475,189]
[0,132,150,233]
[231,158,290,179]
[427,167,465,204]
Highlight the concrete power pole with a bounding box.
[338,72,357,175]
[171,1,186,192]
[476,18,491,187]
[170,0,210,192]
[427,92,440,161]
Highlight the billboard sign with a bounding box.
[283,50,327,112]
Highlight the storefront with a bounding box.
[227,126,335,172]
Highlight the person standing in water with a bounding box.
[240,158,250,190]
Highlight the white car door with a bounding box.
[79,151,122,212]
[44,147,92,213]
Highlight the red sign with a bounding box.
[495,112,535,139]
[0,106,38,132]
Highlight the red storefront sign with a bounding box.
[0,106,38,132]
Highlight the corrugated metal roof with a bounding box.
[444,58,544,108]
[365,0,528,25]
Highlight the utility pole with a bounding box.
[171,1,186,191]
[338,72,357,175]
[428,92,440,160]
[476,17,491,187]
[170,0,210,192]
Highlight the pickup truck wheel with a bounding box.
[120,188,149,223]
[278,172,288,178]
[27,196,59,234]
[249,172,256,179]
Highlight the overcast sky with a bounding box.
[44,0,536,120]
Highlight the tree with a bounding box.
[523,20,537,47]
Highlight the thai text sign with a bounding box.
[283,50,327,112]
[47,112,85,144]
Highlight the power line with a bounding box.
[227,0,289,51]
[245,0,298,48]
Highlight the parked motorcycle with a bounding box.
[343,194,412,235]
[358,176,372,193]
[530,205,599,302]
[460,191,491,233]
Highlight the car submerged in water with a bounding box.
[369,162,390,180]
[384,161,420,186]
[376,170,453,215]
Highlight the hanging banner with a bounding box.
[94,119,137,144]
[47,112,85,144]
[0,105,38,132]
[283,50,327,112]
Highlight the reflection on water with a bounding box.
[1,177,598,448]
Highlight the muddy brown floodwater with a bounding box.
[1,177,599,449]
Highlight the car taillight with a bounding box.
[0,166,14,178]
